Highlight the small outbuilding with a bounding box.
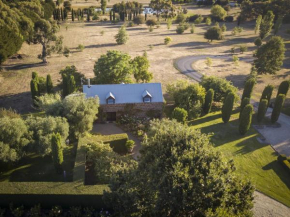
[83,83,164,121]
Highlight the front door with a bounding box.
[107,112,116,122]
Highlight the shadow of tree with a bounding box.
[262,160,290,189]
[3,62,46,71]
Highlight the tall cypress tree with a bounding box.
[61,8,64,21]
[241,78,255,101]
[46,74,53,94]
[68,75,76,95]
[277,80,290,98]
[260,84,274,107]
[203,89,214,114]
[30,79,39,103]
[222,92,235,123]
[239,104,253,135]
[51,133,63,174]
[271,94,286,123]
[87,9,91,22]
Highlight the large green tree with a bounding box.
[104,119,254,216]
[0,117,29,162]
[94,50,133,84]
[25,116,69,155]
[204,26,223,42]
[132,52,153,83]
[254,36,285,75]
[211,5,227,21]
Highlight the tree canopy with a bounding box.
[254,36,285,74]
[104,119,254,216]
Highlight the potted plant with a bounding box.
[125,140,135,153]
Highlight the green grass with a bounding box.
[0,144,77,182]
[189,111,290,207]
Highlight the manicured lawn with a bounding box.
[190,111,290,207]
[0,144,77,182]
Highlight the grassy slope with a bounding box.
[190,111,290,207]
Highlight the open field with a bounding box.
[0,6,289,114]
[190,111,290,207]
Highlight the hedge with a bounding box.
[241,78,255,100]
[222,92,235,123]
[271,94,286,123]
[260,84,274,107]
[203,89,214,114]
[257,99,268,123]
[0,182,108,208]
[239,104,253,135]
[80,133,129,155]
[239,97,250,120]
[277,80,290,98]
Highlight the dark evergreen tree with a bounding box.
[239,104,253,135]
[222,92,235,123]
[72,9,74,21]
[277,80,290,98]
[203,89,214,114]
[30,79,39,103]
[46,74,53,93]
[239,97,250,120]
[271,94,286,123]
[260,84,274,107]
[87,10,91,22]
[257,99,268,123]
[51,133,63,173]
[241,78,255,101]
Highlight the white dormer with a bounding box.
[142,90,152,103]
[106,92,115,104]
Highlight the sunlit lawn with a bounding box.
[190,110,290,207]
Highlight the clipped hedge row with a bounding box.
[80,133,129,155]
[0,182,109,208]
[277,154,290,173]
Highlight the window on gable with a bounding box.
[107,98,115,104]
[143,96,151,103]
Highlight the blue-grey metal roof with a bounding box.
[83,83,163,105]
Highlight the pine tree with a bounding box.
[115,26,129,45]
[255,15,262,34]
[222,92,235,123]
[203,89,214,114]
[110,10,112,21]
[271,94,286,123]
[239,104,253,135]
[46,74,53,94]
[51,133,63,174]
[101,0,107,15]
[87,10,91,22]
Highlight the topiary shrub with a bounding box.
[271,94,286,123]
[222,92,235,123]
[277,80,290,98]
[203,89,214,114]
[125,140,135,152]
[241,78,255,101]
[239,104,253,135]
[204,26,224,42]
[239,97,250,120]
[146,19,157,26]
[257,99,268,123]
[175,13,186,24]
[164,37,172,45]
[171,107,188,123]
[133,15,145,25]
[176,22,189,34]
[260,84,274,107]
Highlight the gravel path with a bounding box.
[175,55,290,216]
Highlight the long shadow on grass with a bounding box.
[262,160,290,190]
[3,62,46,71]
[85,43,117,49]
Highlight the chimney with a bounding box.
[88,78,91,88]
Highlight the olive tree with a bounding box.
[104,119,254,216]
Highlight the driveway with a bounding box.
[92,123,141,160]
[175,55,290,215]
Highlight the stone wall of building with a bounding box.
[100,102,164,119]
